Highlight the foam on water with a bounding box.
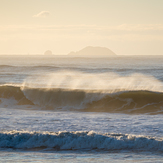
[0,130,163,152]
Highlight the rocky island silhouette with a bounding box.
[68,46,116,57]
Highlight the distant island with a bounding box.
[68,46,116,57]
[44,50,53,55]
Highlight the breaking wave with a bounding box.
[0,130,163,152]
[1,85,163,114]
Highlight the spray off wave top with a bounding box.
[1,71,163,114]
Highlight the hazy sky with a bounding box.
[0,0,163,55]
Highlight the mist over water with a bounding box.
[22,70,163,92]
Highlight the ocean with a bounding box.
[0,55,163,162]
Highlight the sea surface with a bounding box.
[0,55,163,162]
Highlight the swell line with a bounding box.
[1,85,163,114]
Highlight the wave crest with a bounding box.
[1,85,163,114]
[0,131,162,152]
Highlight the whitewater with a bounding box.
[1,55,163,162]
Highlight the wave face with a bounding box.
[0,86,34,105]
[1,85,163,114]
[0,131,162,152]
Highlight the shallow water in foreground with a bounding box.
[1,150,163,163]
[1,108,163,162]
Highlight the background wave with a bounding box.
[1,85,163,114]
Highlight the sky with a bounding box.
[0,0,163,55]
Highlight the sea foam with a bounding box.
[0,131,163,152]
